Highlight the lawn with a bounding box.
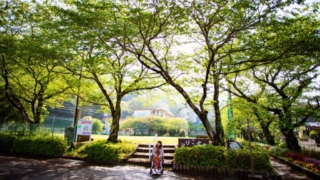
[55,134,182,145]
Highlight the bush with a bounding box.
[225,149,273,171]
[268,147,288,157]
[174,145,226,167]
[174,145,273,171]
[11,136,67,157]
[278,142,287,148]
[0,133,17,152]
[178,130,186,137]
[118,141,136,157]
[92,118,104,134]
[302,149,320,160]
[83,141,122,163]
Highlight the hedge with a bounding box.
[83,141,122,163]
[174,145,273,171]
[0,133,67,157]
[0,133,17,152]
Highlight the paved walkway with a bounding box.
[0,156,215,180]
[0,155,316,180]
[270,157,312,180]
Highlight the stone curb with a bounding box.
[270,154,320,180]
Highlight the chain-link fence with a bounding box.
[0,116,74,138]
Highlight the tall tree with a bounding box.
[54,1,166,142]
[226,7,320,151]
[0,1,71,129]
[113,0,298,145]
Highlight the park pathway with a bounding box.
[270,157,312,180]
[0,155,213,180]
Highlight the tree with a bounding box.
[112,0,299,145]
[226,98,276,145]
[92,118,104,134]
[226,8,320,151]
[53,1,166,142]
[165,118,188,137]
[0,1,71,130]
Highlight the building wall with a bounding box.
[132,110,153,117]
[132,108,175,118]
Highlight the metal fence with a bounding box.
[0,116,74,137]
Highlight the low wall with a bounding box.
[270,154,320,180]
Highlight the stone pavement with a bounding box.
[0,155,216,180]
[0,155,317,180]
[270,157,312,180]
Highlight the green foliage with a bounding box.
[174,145,273,171]
[10,135,67,157]
[0,133,17,152]
[83,141,122,163]
[278,142,287,148]
[67,140,135,160]
[268,147,289,157]
[121,116,188,136]
[92,118,104,134]
[301,148,320,161]
[225,149,273,171]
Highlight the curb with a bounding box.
[270,154,320,180]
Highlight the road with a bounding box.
[0,156,213,180]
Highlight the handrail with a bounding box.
[149,133,158,159]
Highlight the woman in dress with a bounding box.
[152,140,164,174]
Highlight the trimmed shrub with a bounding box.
[12,136,67,157]
[225,149,273,171]
[0,133,17,152]
[174,145,273,171]
[83,142,122,163]
[174,145,226,167]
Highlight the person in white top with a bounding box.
[152,140,164,174]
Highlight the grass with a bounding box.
[61,134,183,159]
[55,134,182,145]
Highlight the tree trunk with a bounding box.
[282,128,300,152]
[107,100,121,143]
[213,73,224,145]
[260,121,275,145]
[198,114,216,143]
[278,109,301,152]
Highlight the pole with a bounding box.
[247,118,254,175]
[227,84,233,139]
[73,56,84,142]
[51,116,55,137]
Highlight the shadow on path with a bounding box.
[0,155,218,180]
